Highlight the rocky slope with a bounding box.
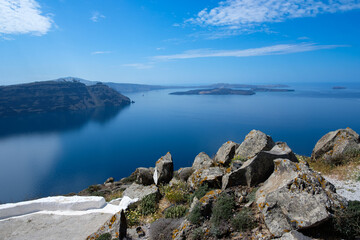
[0,80,131,116]
[1,128,359,240]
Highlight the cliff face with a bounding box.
[0,81,131,116]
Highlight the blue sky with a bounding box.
[0,0,360,85]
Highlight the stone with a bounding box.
[311,128,360,161]
[149,218,183,240]
[153,152,174,185]
[197,189,222,217]
[177,167,194,182]
[222,143,298,188]
[87,210,127,240]
[188,167,224,189]
[214,141,239,166]
[278,230,312,240]
[192,152,214,170]
[134,167,154,186]
[235,130,275,160]
[122,183,159,202]
[136,226,145,237]
[256,159,347,237]
[104,177,114,184]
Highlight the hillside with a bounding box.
[0,80,131,116]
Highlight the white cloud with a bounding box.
[91,11,105,22]
[122,63,154,69]
[0,0,53,35]
[91,51,112,55]
[190,0,360,30]
[153,43,346,60]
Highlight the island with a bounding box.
[169,88,256,95]
[332,86,347,90]
[0,80,131,116]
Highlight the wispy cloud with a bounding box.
[91,51,112,55]
[153,43,346,61]
[122,63,154,69]
[0,0,53,36]
[91,11,105,22]
[189,0,360,31]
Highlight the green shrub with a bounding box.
[165,205,187,218]
[87,185,101,193]
[246,187,258,203]
[232,155,248,162]
[231,208,257,232]
[190,184,210,202]
[190,227,203,240]
[95,233,111,240]
[140,194,158,216]
[188,203,203,225]
[162,182,190,204]
[125,208,141,227]
[210,193,235,227]
[333,201,360,239]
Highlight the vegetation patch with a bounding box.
[333,200,360,239]
[231,208,257,232]
[140,194,158,216]
[95,233,111,240]
[188,203,203,225]
[232,155,248,162]
[125,208,141,227]
[210,193,235,227]
[190,184,210,202]
[105,190,123,202]
[164,205,187,218]
[161,182,190,204]
[190,227,203,240]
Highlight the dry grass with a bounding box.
[104,190,123,202]
[297,152,360,181]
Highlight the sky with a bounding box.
[0,0,360,85]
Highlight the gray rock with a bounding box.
[134,167,154,186]
[230,160,243,171]
[188,167,224,189]
[235,130,275,160]
[214,141,239,166]
[222,143,298,188]
[278,230,312,240]
[149,218,183,240]
[177,167,194,182]
[311,128,360,161]
[87,210,127,240]
[256,159,347,237]
[192,152,214,170]
[122,183,159,201]
[153,152,174,185]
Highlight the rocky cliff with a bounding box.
[1,129,359,240]
[0,81,131,116]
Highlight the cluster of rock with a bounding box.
[82,128,359,240]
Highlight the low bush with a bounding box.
[231,208,257,232]
[95,233,111,240]
[190,227,203,240]
[105,190,123,202]
[190,184,210,202]
[164,205,187,218]
[188,203,203,225]
[162,182,190,204]
[232,155,248,162]
[87,185,101,193]
[140,194,158,216]
[210,193,235,227]
[333,201,360,239]
[125,208,141,227]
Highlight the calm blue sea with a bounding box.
[1,83,360,203]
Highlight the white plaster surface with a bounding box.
[0,195,138,240]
